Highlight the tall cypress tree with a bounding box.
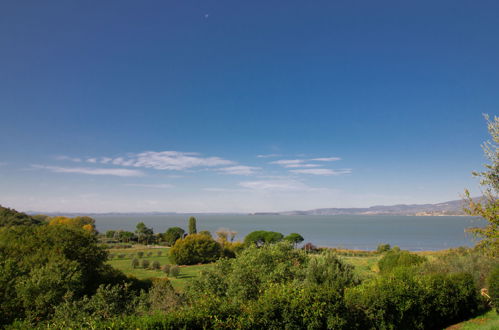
[188,216,197,235]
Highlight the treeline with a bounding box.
[16,243,497,329]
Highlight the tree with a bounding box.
[0,205,41,227]
[169,234,222,265]
[188,216,197,235]
[244,230,284,246]
[135,222,153,245]
[163,227,185,246]
[284,233,304,246]
[465,114,499,257]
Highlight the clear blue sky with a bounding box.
[1,0,497,212]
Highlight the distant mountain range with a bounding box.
[252,198,476,216]
[27,198,478,217]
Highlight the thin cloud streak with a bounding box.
[124,183,174,188]
[217,165,260,175]
[33,165,144,177]
[290,168,352,176]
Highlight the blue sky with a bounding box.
[0,0,498,213]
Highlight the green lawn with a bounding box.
[445,310,499,330]
[107,246,212,290]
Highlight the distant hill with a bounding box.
[258,198,475,216]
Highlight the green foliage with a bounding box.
[131,258,139,269]
[162,264,171,274]
[244,230,284,246]
[151,260,161,270]
[283,232,304,245]
[163,226,185,246]
[0,205,41,227]
[378,250,426,273]
[376,243,391,253]
[0,224,115,325]
[141,259,150,269]
[47,283,141,328]
[105,230,116,238]
[135,222,154,245]
[465,115,499,257]
[137,251,144,258]
[303,251,359,289]
[169,265,180,277]
[170,234,222,265]
[188,216,197,235]
[345,270,481,329]
[146,278,181,313]
[488,263,499,313]
[199,230,212,237]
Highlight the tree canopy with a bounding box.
[163,226,185,246]
[0,206,41,227]
[465,114,499,257]
[244,230,284,246]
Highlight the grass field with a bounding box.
[107,246,212,290]
[446,310,499,330]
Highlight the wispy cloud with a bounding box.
[86,158,97,163]
[239,178,312,191]
[56,156,82,162]
[124,183,174,188]
[283,164,322,168]
[217,165,260,175]
[290,168,351,176]
[310,157,341,162]
[33,165,144,177]
[256,154,281,158]
[270,159,305,165]
[97,151,235,171]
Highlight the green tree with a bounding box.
[465,114,499,257]
[163,227,185,246]
[135,222,153,245]
[244,230,284,246]
[170,234,222,265]
[188,216,197,234]
[0,205,41,227]
[283,233,304,246]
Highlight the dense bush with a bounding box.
[345,269,481,329]
[141,259,150,269]
[151,260,161,270]
[131,258,139,268]
[0,224,125,325]
[170,234,222,265]
[0,205,41,227]
[378,250,426,273]
[488,263,499,312]
[376,243,391,253]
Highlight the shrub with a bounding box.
[157,251,162,257]
[141,259,150,269]
[345,270,481,329]
[108,253,115,259]
[117,254,125,259]
[151,261,161,270]
[199,230,212,237]
[170,234,222,265]
[162,264,171,274]
[376,243,391,253]
[488,263,499,312]
[378,250,426,273]
[302,242,318,253]
[147,278,181,312]
[169,266,180,278]
[146,252,152,257]
[137,252,144,258]
[131,258,139,269]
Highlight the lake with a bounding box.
[94,214,486,251]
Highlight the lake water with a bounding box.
[94,215,486,251]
